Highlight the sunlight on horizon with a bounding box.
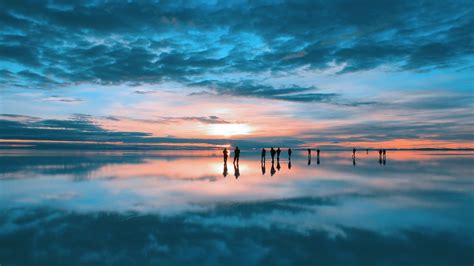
[207,123,253,137]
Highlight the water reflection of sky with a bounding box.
[1,150,473,265]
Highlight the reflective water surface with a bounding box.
[1,149,473,265]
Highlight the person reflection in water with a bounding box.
[234,163,240,179]
[261,148,266,162]
[316,149,320,165]
[223,162,228,177]
[276,147,281,160]
[288,148,292,170]
[223,148,228,164]
[271,161,276,176]
[353,156,356,166]
[277,159,281,171]
[261,160,266,175]
[270,147,276,162]
[383,149,387,165]
[233,146,240,165]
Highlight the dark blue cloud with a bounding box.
[0,0,472,89]
[189,80,338,103]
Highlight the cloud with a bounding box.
[0,0,472,88]
[42,95,82,103]
[189,80,339,103]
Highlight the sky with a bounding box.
[0,0,473,149]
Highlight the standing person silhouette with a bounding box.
[233,146,240,165]
[352,148,356,159]
[288,148,292,159]
[223,148,228,164]
[276,148,281,160]
[307,148,312,165]
[270,147,276,162]
[261,148,266,162]
[317,149,320,157]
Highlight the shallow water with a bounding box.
[0,149,473,265]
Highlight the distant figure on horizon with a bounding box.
[352,148,356,159]
[270,147,276,162]
[276,148,281,160]
[366,149,369,154]
[233,146,240,164]
[234,163,240,179]
[308,148,311,158]
[317,149,320,157]
[261,148,266,162]
[288,148,292,159]
[379,149,382,158]
[223,148,228,163]
[383,149,386,159]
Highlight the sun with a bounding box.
[208,123,252,137]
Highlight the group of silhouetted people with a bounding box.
[222,147,241,178]
[260,147,293,176]
[222,147,388,177]
[307,148,321,165]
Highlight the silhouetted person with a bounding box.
[317,149,320,157]
[261,161,266,175]
[379,149,382,158]
[271,161,276,176]
[277,160,281,171]
[223,162,228,177]
[233,146,240,164]
[352,148,356,159]
[261,148,266,162]
[366,149,369,154]
[223,148,228,163]
[270,147,276,162]
[317,157,320,165]
[288,160,292,169]
[234,163,240,179]
[288,148,292,159]
[353,156,356,166]
[307,148,311,164]
[276,148,281,160]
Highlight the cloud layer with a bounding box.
[1,0,473,88]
